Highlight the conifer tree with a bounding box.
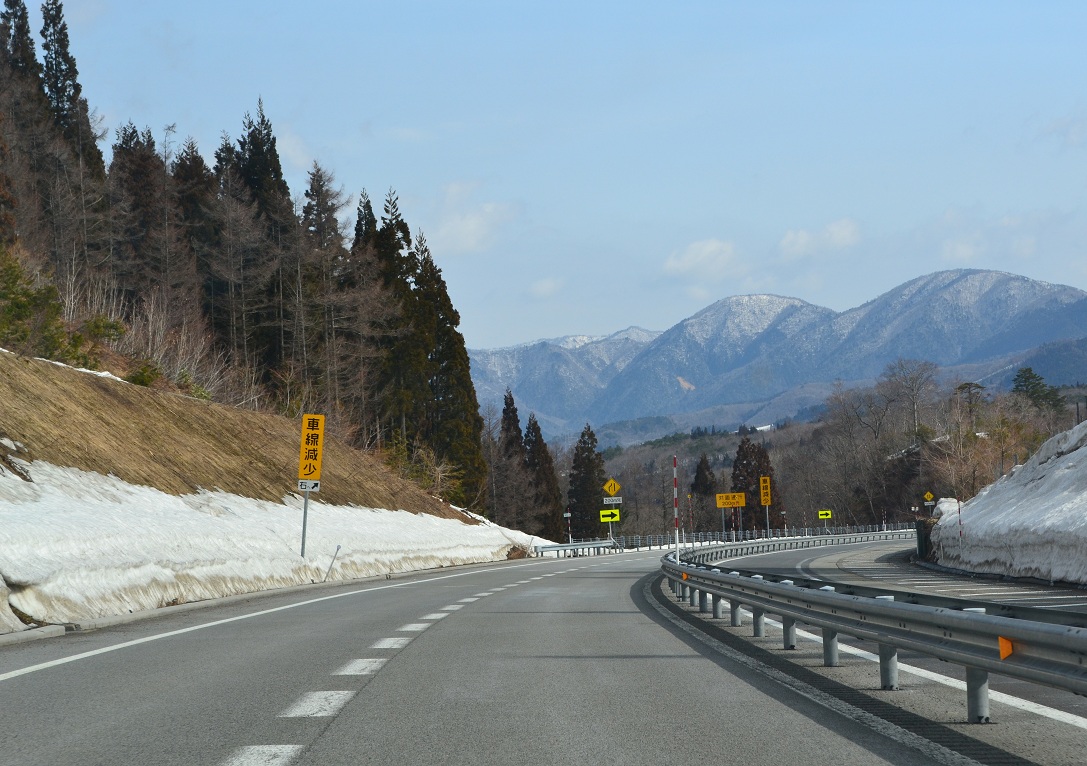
[524,413,564,540]
[39,0,102,175]
[730,436,781,532]
[689,452,717,531]
[567,423,605,539]
[1,0,42,85]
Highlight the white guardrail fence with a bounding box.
[660,533,1087,723]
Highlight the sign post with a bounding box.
[818,508,833,530]
[297,414,325,557]
[673,457,679,559]
[760,476,772,537]
[716,492,746,542]
[602,478,621,539]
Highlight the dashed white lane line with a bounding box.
[278,690,356,718]
[398,623,429,632]
[371,637,412,649]
[421,612,449,620]
[220,744,304,765]
[457,597,479,603]
[334,658,387,675]
[441,604,464,611]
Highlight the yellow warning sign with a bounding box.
[298,414,326,483]
[716,492,746,508]
[924,491,934,502]
[603,478,621,496]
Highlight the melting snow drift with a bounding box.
[0,460,547,633]
[931,420,1087,584]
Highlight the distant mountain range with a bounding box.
[468,270,1087,444]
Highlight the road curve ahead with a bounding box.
[2,552,987,765]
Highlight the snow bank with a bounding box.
[0,461,550,631]
[931,420,1087,584]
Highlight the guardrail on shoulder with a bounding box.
[533,540,623,558]
[660,551,1087,723]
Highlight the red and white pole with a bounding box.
[673,456,680,558]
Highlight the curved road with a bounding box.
[0,547,1082,765]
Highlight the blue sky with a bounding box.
[43,1,1087,348]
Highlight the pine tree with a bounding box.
[1,0,43,85]
[689,452,717,531]
[730,436,781,533]
[39,0,103,174]
[567,423,605,539]
[1011,367,1064,412]
[524,413,564,540]
[0,123,16,245]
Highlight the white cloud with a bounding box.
[432,182,517,254]
[529,278,563,298]
[780,218,861,258]
[663,239,741,282]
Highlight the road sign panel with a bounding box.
[923,491,934,502]
[603,478,621,496]
[716,492,746,508]
[298,480,320,492]
[759,476,772,505]
[602,496,622,505]
[298,414,326,482]
[818,509,833,519]
[599,509,621,523]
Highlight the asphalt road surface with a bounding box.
[2,547,1084,765]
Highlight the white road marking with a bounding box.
[0,558,555,684]
[743,610,1087,729]
[420,613,448,620]
[371,637,411,649]
[457,597,479,603]
[278,690,355,717]
[334,658,386,675]
[397,623,429,632]
[219,744,304,765]
[441,604,464,611]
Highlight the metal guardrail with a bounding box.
[661,542,1087,723]
[533,540,623,558]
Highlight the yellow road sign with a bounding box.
[600,509,621,523]
[298,414,326,484]
[716,492,746,508]
[603,478,621,496]
[818,509,833,520]
[759,476,772,506]
[923,491,934,502]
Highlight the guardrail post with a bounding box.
[966,666,990,723]
[817,587,839,665]
[875,596,898,689]
[782,616,796,650]
[878,644,898,690]
[689,586,697,607]
[712,594,723,619]
[752,608,765,637]
[679,582,689,601]
[730,599,742,626]
[699,590,709,613]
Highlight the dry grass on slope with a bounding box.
[0,350,467,520]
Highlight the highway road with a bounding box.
[1,546,1084,765]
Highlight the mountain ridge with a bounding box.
[468,269,1087,443]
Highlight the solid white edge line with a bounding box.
[748,612,1087,729]
[0,558,555,683]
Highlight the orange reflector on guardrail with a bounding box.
[999,636,1013,660]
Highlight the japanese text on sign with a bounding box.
[716,492,746,508]
[759,476,771,506]
[298,414,325,483]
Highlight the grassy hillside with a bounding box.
[0,349,464,520]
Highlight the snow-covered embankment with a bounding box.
[0,461,545,633]
[931,420,1087,584]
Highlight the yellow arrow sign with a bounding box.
[600,509,621,523]
[818,509,833,520]
[603,478,621,496]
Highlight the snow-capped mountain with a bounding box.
[468,270,1087,441]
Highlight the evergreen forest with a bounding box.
[0,1,490,510]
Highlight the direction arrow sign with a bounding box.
[602,496,622,505]
[818,509,833,519]
[603,478,621,497]
[599,509,621,523]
